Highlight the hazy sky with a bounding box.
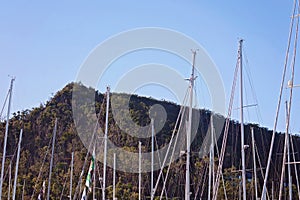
[0,1,298,132]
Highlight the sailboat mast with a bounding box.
[102,86,110,200]
[250,127,258,200]
[287,133,292,200]
[151,118,154,200]
[13,129,23,200]
[47,118,57,200]
[93,146,96,200]
[212,117,215,191]
[70,152,74,200]
[238,39,247,200]
[284,101,292,200]
[186,50,196,200]
[290,135,300,200]
[8,160,11,200]
[279,101,293,200]
[113,153,116,200]
[261,1,298,199]
[208,114,214,200]
[0,77,15,198]
[139,141,142,200]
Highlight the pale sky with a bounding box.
[0,1,298,133]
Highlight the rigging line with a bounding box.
[194,72,206,109]
[240,50,252,123]
[77,135,104,198]
[261,0,298,198]
[2,142,19,194]
[0,90,9,120]
[244,85,252,124]
[96,162,102,191]
[30,133,53,200]
[154,137,167,197]
[233,122,239,167]
[243,48,264,124]
[154,132,169,198]
[212,54,240,200]
[213,122,228,200]
[94,159,103,191]
[152,93,187,198]
[244,89,255,125]
[193,115,211,200]
[279,1,300,199]
[193,161,205,200]
[148,120,167,197]
[199,163,209,199]
[159,90,189,200]
[232,80,239,121]
[194,80,200,109]
[245,130,252,168]
[74,127,100,200]
[158,106,186,200]
[73,95,105,200]
[59,174,68,200]
[273,136,284,179]
[289,135,300,200]
[152,88,189,198]
[255,138,271,200]
[73,133,96,200]
[259,125,269,168]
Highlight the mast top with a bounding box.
[238,39,244,62]
[8,75,16,84]
[189,49,198,83]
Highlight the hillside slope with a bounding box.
[0,82,297,199]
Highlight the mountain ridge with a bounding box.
[0,82,296,199]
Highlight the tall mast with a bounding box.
[151,118,154,200]
[287,133,292,200]
[238,39,247,200]
[287,101,292,200]
[13,129,23,200]
[93,146,96,200]
[250,127,258,200]
[138,141,142,200]
[186,50,197,200]
[102,86,110,200]
[290,134,300,200]
[70,152,74,200]
[279,101,293,200]
[47,118,57,200]
[208,114,215,200]
[113,153,116,200]
[0,77,15,198]
[8,160,11,200]
[261,1,298,198]
[212,117,215,192]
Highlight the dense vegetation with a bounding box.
[0,82,299,199]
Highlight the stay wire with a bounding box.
[151,87,189,198]
[261,0,298,197]
[158,88,189,199]
[73,93,106,200]
[0,90,9,120]
[212,56,240,200]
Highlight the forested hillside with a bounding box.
[0,82,298,199]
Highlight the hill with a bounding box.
[0,82,298,199]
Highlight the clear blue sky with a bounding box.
[0,1,298,132]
